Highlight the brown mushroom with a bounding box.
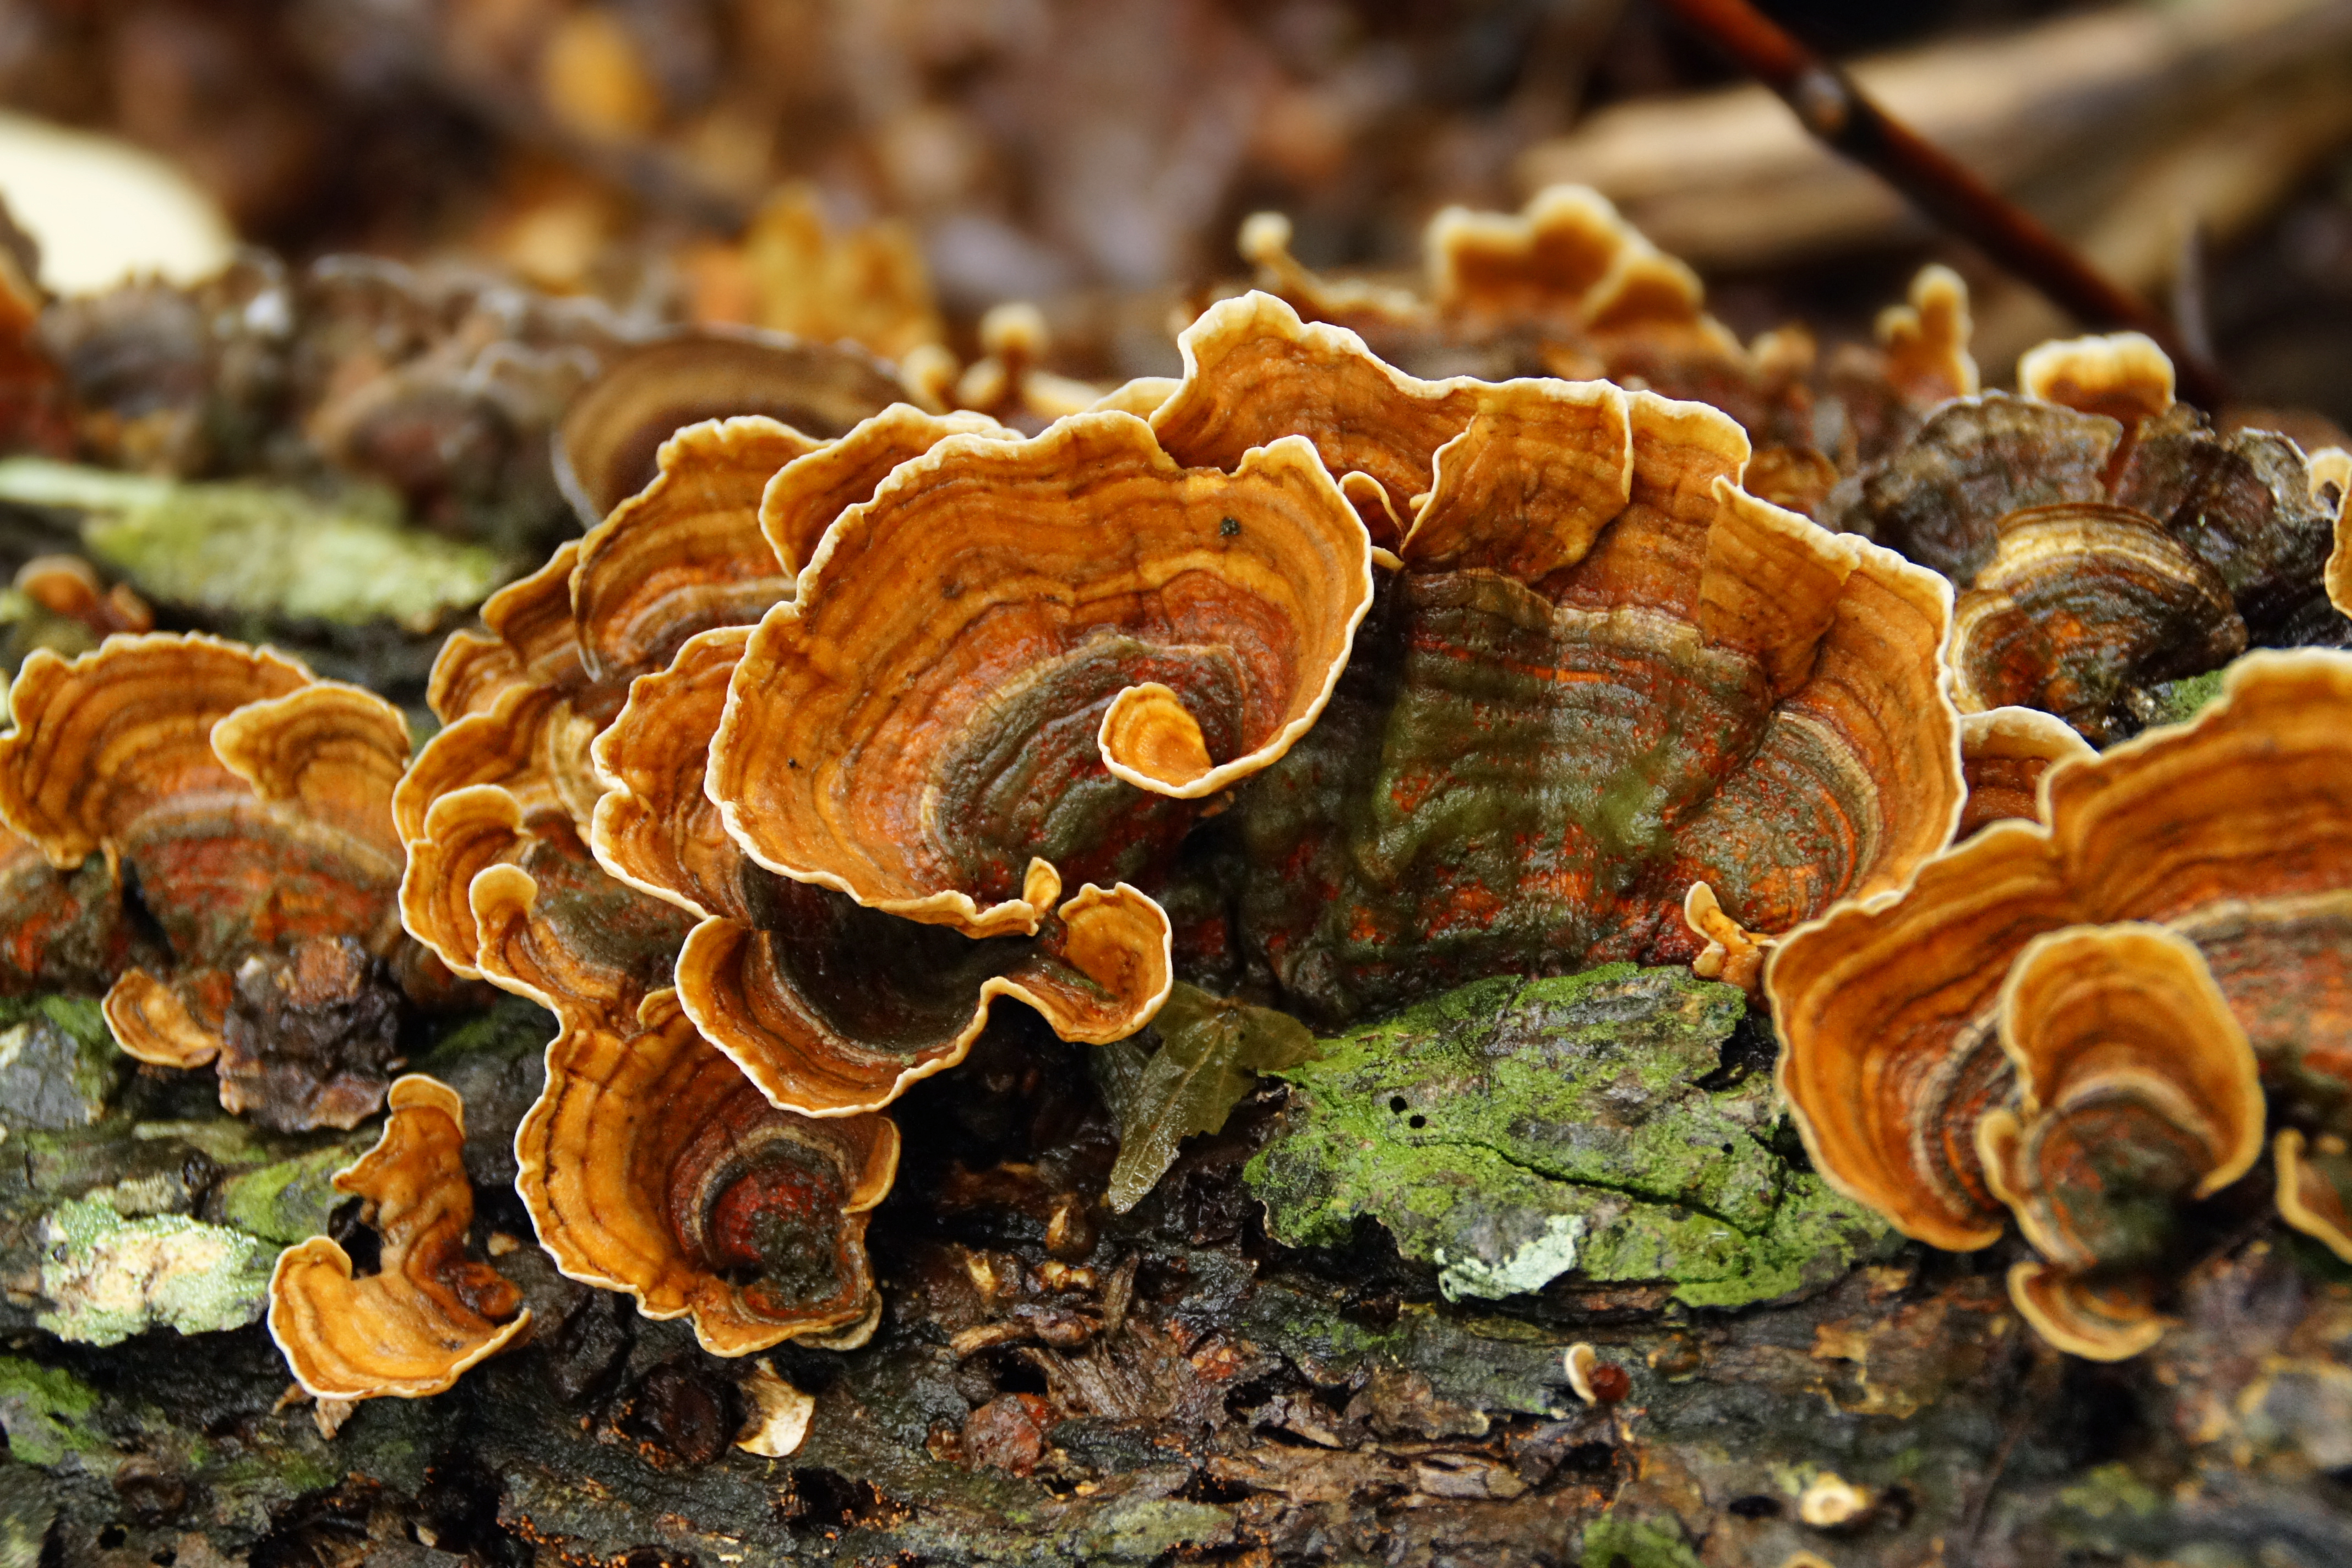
[268,1075,531,1399]
[1949,503,2246,743]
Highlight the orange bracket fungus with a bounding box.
[1152,292,1961,1022]
[0,633,416,1129]
[515,989,900,1355]
[1233,190,1979,508]
[1956,707,2093,840]
[639,408,1365,1112]
[269,1075,531,1400]
[1772,649,2352,1351]
[1976,924,2264,1360]
[551,326,908,529]
[1829,334,2339,741]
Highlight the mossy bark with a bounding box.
[4,978,2350,1568]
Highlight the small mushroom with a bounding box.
[268,1075,531,1400]
[0,634,412,1129]
[1975,924,2263,1359]
[515,989,898,1355]
[2016,332,2174,426]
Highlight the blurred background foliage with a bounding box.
[0,0,2344,414]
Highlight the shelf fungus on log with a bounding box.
[1231,193,1979,510]
[1151,293,1961,1023]
[1976,924,2264,1359]
[0,633,415,1129]
[1771,650,2352,1323]
[268,1075,531,1399]
[1827,334,2339,742]
[657,410,1363,1110]
[515,988,899,1355]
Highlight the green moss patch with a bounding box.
[0,458,504,633]
[1243,966,1888,1308]
[35,1195,273,1346]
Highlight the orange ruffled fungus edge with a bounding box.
[1770,649,2352,1255]
[269,1075,530,1400]
[0,634,410,1117]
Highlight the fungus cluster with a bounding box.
[27,182,2343,1414]
[356,270,1972,1381]
[1772,651,2352,1357]
[0,633,417,1130]
[1234,186,1980,515]
[1829,334,2344,743]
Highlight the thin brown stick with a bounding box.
[1656,0,2230,407]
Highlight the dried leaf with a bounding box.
[1097,983,1317,1213]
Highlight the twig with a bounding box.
[1655,0,2229,407]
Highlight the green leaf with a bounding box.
[1095,983,1318,1214]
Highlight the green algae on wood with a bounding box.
[0,1357,106,1468]
[0,995,118,1131]
[1244,966,1888,1308]
[34,1195,271,1345]
[0,459,505,633]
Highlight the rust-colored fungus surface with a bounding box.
[0,634,413,1129]
[1956,707,2093,839]
[1977,924,2263,1359]
[1829,337,2338,739]
[1155,293,1962,1022]
[515,988,900,1356]
[1772,652,2352,1317]
[269,1075,531,1398]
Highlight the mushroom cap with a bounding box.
[551,326,907,529]
[2016,333,2174,426]
[1826,393,2120,587]
[1771,649,2352,1251]
[1975,923,2262,1332]
[2005,1261,2165,1363]
[515,989,899,1355]
[706,408,1373,938]
[1156,300,1961,1021]
[1956,707,2093,840]
[268,1074,530,1400]
[1950,502,2246,742]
